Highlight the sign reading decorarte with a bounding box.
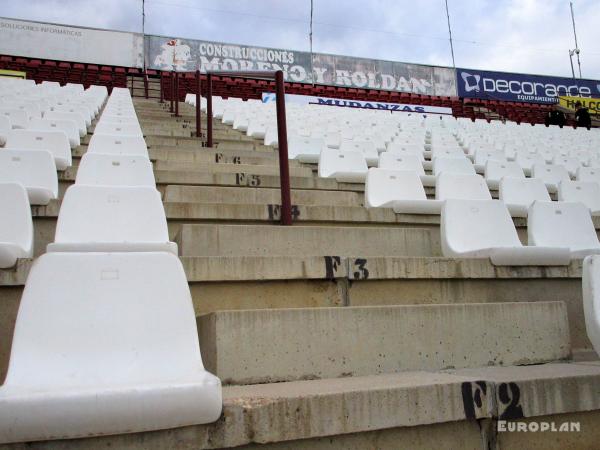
[145,35,457,96]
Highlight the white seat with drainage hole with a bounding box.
[47,185,176,254]
[528,201,600,259]
[0,108,28,129]
[378,153,425,174]
[29,117,80,148]
[318,149,368,183]
[287,135,325,163]
[365,169,442,214]
[432,156,476,176]
[76,153,155,187]
[484,160,525,190]
[577,167,600,184]
[44,111,87,137]
[0,150,58,205]
[94,122,143,137]
[436,173,492,201]
[441,199,570,266]
[499,177,551,218]
[531,163,570,193]
[87,134,149,157]
[4,129,72,170]
[340,140,379,167]
[558,181,600,215]
[0,251,222,443]
[0,183,33,269]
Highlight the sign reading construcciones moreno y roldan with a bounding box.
[0,17,144,68]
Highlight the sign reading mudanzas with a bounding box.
[145,35,457,96]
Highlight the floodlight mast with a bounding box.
[570,1,582,78]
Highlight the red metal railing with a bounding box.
[204,70,292,225]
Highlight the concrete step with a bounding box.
[3,362,599,449]
[198,302,570,385]
[163,185,363,206]
[175,224,440,258]
[153,161,314,178]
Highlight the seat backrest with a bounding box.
[54,185,169,246]
[0,150,58,200]
[528,201,600,250]
[558,181,600,212]
[29,118,79,143]
[436,173,491,200]
[577,167,600,183]
[44,111,86,134]
[97,115,139,125]
[432,156,476,176]
[0,183,33,255]
[431,147,465,159]
[484,160,525,181]
[5,129,71,164]
[441,199,522,255]
[87,134,148,157]
[94,121,142,137]
[531,163,570,184]
[499,176,550,205]
[4,252,203,388]
[365,169,426,208]
[318,149,368,177]
[379,152,425,174]
[76,153,155,187]
[288,135,325,158]
[0,108,28,129]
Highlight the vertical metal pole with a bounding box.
[169,72,174,112]
[207,73,213,148]
[444,0,456,68]
[159,72,164,103]
[195,69,201,138]
[144,72,149,99]
[570,2,582,78]
[174,71,179,117]
[275,70,292,225]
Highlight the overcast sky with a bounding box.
[1,0,599,79]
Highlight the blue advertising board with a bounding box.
[456,68,600,104]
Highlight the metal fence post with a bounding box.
[195,69,201,138]
[275,70,292,225]
[207,73,213,147]
[174,71,179,117]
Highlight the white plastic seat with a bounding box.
[499,177,551,218]
[378,153,425,175]
[98,115,139,125]
[365,169,441,214]
[29,117,80,148]
[47,185,176,254]
[5,129,72,170]
[76,153,155,187]
[0,183,33,269]
[0,251,222,443]
[0,150,58,205]
[582,256,600,358]
[432,156,476,176]
[577,167,600,184]
[531,163,571,193]
[53,104,92,127]
[436,173,491,201]
[484,160,525,190]
[44,111,87,137]
[0,108,28,129]
[558,181,600,215]
[0,114,10,146]
[553,156,581,178]
[386,142,424,157]
[87,134,149,157]
[473,149,507,173]
[287,135,325,163]
[431,147,465,160]
[93,122,143,137]
[528,201,600,258]
[318,149,368,183]
[441,199,569,266]
[514,153,546,176]
[340,140,379,167]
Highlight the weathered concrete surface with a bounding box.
[164,185,363,206]
[176,224,440,258]
[198,302,571,385]
[4,363,600,449]
[153,161,314,177]
[0,287,23,383]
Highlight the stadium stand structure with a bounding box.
[1,71,600,449]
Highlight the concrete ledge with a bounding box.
[153,161,314,177]
[176,224,440,258]
[5,363,600,449]
[198,302,571,385]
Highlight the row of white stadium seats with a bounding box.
[0,83,222,444]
